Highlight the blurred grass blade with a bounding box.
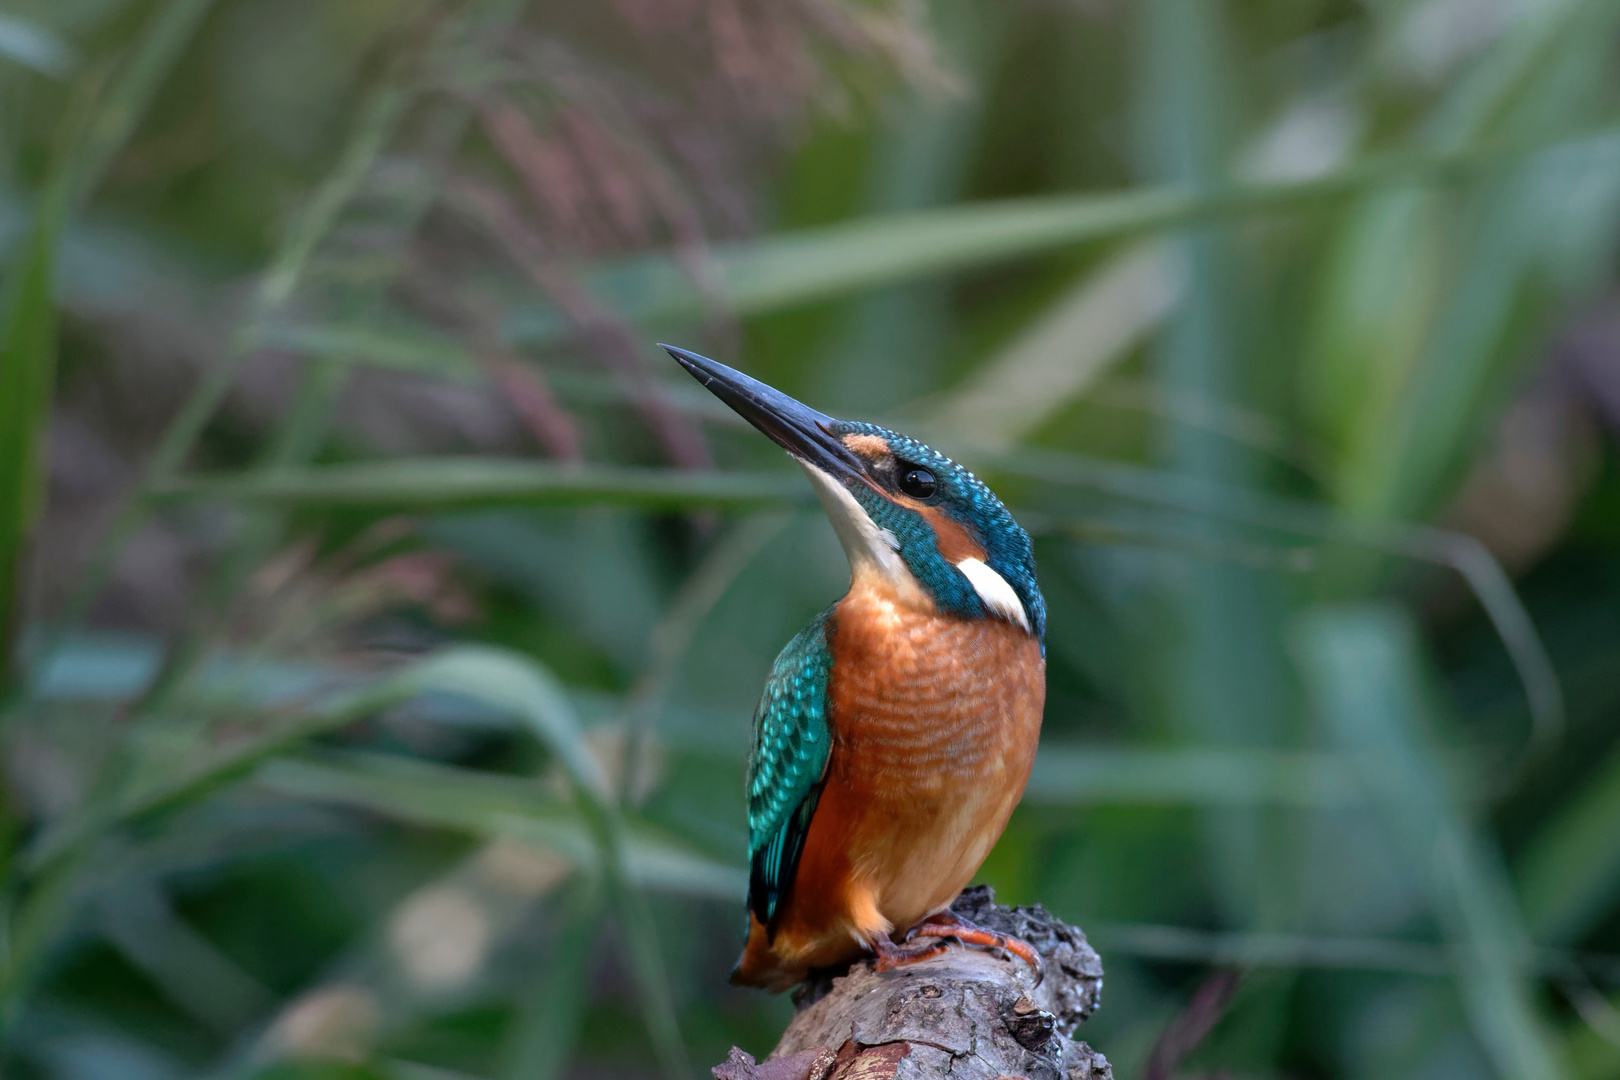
[96,881,273,1033]
[402,647,690,1080]
[0,0,211,600]
[498,123,1620,346]
[1517,743,1620,945]
[1092,922,1455,976]
[20,646,695,1076]
[1094,922,1620,982]
[258,752,601,863]
[258,320,483,381]
[1293,602,1568,1080]
[1311,0,1620,524]
[618,513,791,802]
[256,752,747,899]
[381,1059,496,1080]
[1420,0,1607,149]
[63,62,419,634]
[0,92,80,686]
[150,458,809,511]
[0,215,65,674]
[917,243,1177,450]
[1025,745,1367,807]
[1350,144,1620,524]
[141,78,413,486]
[1133,0,1301,938]
[504,187,1186,343]
[0,15,76,78]
[22,649,712,881]
[167,448,1564,766]
[1298,187,1441,508]
[397,646,620,796]
[1003,447,1564,756]
[26,631,163,700]
[500,879,602,1080]
[18,668,415,874]
[71,0,219,203]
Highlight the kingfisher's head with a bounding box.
[666,345,1044,645]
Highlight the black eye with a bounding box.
[898,467,937,499]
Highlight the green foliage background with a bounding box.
[4,1,1620,1078]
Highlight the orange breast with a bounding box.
[739,573,1044,985]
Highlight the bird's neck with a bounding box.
[845,562,937,623]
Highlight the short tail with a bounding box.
[730,914,808,993]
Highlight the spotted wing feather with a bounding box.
[747,607,834,931]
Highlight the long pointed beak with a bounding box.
[663,345,869,485]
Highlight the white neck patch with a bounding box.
[955,557,1032,633]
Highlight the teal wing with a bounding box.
[747,607,835,930]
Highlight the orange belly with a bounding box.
[734,578,1045,990]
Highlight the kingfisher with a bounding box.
[664,345,1047,992]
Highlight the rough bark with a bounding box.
[713,887,1112,1080]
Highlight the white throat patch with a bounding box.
[955,557,1032,633]
[797,461,908,586]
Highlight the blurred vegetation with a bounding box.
[4,0,1620,1078]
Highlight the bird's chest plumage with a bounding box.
[817,578,1044,927]
[828,584,1041,784]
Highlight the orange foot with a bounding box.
[905,910,1045,985]
[868,933,950,973]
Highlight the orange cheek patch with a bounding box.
[841,433,891,459]
[916,506,985,564]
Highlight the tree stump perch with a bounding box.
[713,887,1113,1080]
